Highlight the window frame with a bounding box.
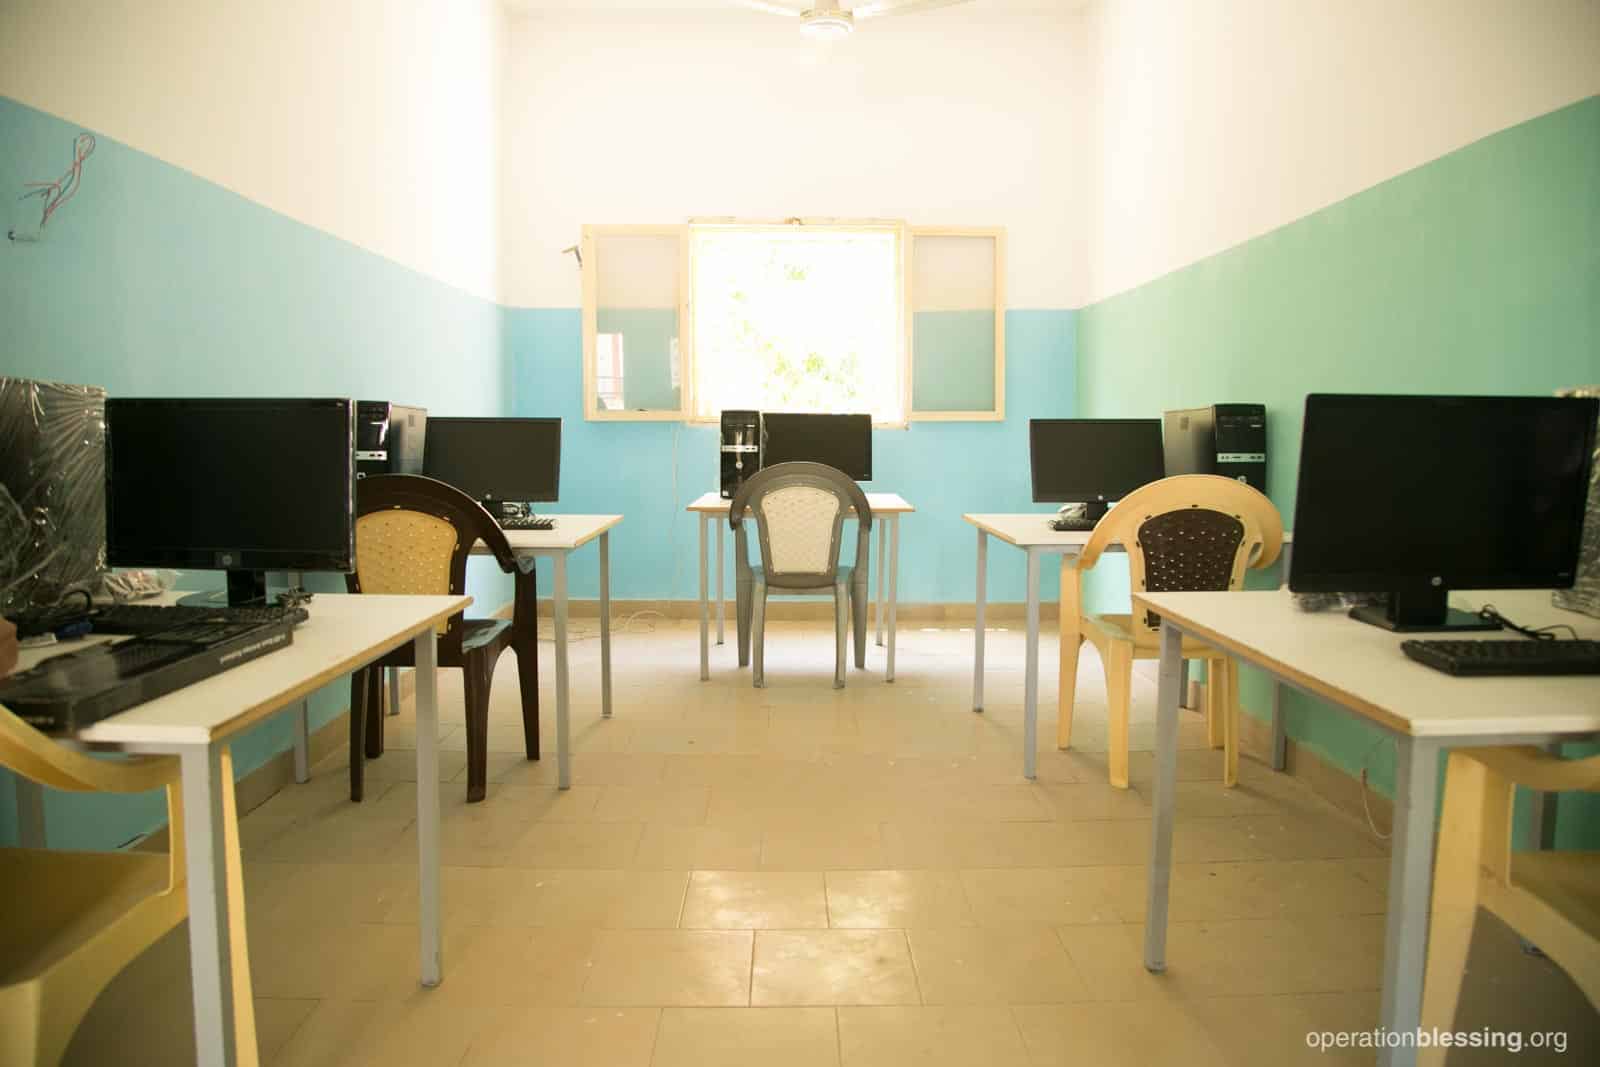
[581,223,691,423]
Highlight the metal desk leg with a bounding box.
[179,742,241,1066]
[886,514,900,683]
[291,701,310,784]
[875,518,887,647]
[1270,682,1288,772]
[1377,735,1442,1067]
[715,519,725,645]
[698,514,710,681]
[973,529,987,713]
[1178,660,1191,710]
[15,778,46,846]
[1022,548,1041,780]
[553,553,573,790]
[386,666,401,716]
[599,532,613,718]
[1143,621,1184,973]
[413,627,443,987]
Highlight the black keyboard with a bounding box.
[0,616,300,733]
[90,601,307,636]
[1401,639,1600,677]
[500,515,554,531]
[1049,515,1098,532]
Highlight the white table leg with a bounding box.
[179,742,240,1066]
[553,553,572,789]
[715,518,725,645]
[15,778,46,846]
[291,700,310,784]
[886,514,900,683]
[1377,736,1441,1067]
[1022,548,1040,780]
[698,514,710,682]
[875,517,887,647]
[386,666,401,716]
[1143,620,1184,973]
[413,627,442,987]
[973,529,987,713]
[599,532,612,718]
[1270,682,1288,772]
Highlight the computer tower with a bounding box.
[720,410,762,499]
[355,401,427,479]
[1162,404,1267,492]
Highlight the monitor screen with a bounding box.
[106,397,355,573]
[1029,419,1166,503]
[423,417,561,504]
[1290,394,1597,593]
[761,413,872,481]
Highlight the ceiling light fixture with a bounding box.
[800,8,854,39]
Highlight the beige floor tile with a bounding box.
[761,823,890,870]
[490,868,689,927]
[885,783,1054,822]
[273,987,501,1067]
[681,871,829,929]
[1013,1000,1233,1066]
[465,1005,662,1067]
[959,867,1122,925]
[246,861,412,929]
[504,821,646,868]
[907,926,1088,1005]
[436,925,603,1006]
[257,998,321,1064]
[1099,859,1388,923]
[494,751,667,787]
[837,1006,1029,1067]
[1036,781,1151,820]
[752,930,920,1006]
[634,823,765,869]
[1189,991,1379,1066]
[593,784,711,823]
[826,870,975,929]
[251,921,464,1001]
[581,929,754,1006]
[652,1007,840,1067]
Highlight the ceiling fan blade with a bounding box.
[854,0,974,18]
[735,0,803,15]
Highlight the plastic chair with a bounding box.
[1061,474,1283,788]
[730,462,872,688]
[0,711,257,1066]
[1419,747,1600,1065]
[345,474,539,803]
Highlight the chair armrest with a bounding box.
[0,710,179,793]
[1467,746,1600,794]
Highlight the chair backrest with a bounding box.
[730,462,872,589]
[344,475,518,655]
[1079,474,1284,640]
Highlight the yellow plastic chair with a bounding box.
[0,708,257,1066]
[1420,747,1600,1065]
[1060,474,1284,789]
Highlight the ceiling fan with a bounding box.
[737,0,976,40]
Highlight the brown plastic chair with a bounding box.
[345,474,539,803]
[1061,474,1283,788]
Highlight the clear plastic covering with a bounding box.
[0,378,108,615]
[1554,385,1600,619]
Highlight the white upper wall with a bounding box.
[1085,0,1600,304]
[0,0,504,302]
[500,7,1089,308]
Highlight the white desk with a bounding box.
[688,491,914,682]
[470,515,621,790]
[1134,588,1600,1067]
[10,592,467,1067]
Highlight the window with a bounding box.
[581,221,1004,423]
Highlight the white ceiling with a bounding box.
[503,1,1089,13]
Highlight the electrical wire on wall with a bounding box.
[9,132,96,242]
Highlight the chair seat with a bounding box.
[1084,613,1226,658]
[1505,851,1600,943]
[461,618,513,653]
[750,564,853,592]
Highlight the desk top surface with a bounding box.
[470,514,623,553]
[8,593,468,747]
[687,491,913,514]
[1133,588,1600,739]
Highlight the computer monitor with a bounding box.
[1029,419,1166,521]
[423,417,562,514]
[761,413,872,481]
[105,397,356,606]
[1290,393,1598,632]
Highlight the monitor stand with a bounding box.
[178,570,270,608]
[1078,501,1110,523]
[1348,587,1500,633]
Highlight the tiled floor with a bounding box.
[66,619,1597,1064]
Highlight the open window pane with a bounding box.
[910,230,1004,419]
[585,229,683,417]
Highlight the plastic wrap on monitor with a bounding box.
[0,378,108,615]
[1553,385,1600,620]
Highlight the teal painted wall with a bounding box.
[507,307,1077,605]
[0,95,511,849]
[1076,96,1600,842]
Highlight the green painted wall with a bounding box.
[1076,96,1600,844]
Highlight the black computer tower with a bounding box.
[720,410,762,499]
[356,401,427,479]
[1162,404,1267,492]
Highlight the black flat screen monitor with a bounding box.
[1029,419,1166,518]
[761,413,872,481]
[423,417,561,508]
[106,397,355,605]
[1290,393,1598,632]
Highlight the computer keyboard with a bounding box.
[90,601,308,636]
[500,515,554,531]
[1049,515,1098,532]
[1400,639,1600,677]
